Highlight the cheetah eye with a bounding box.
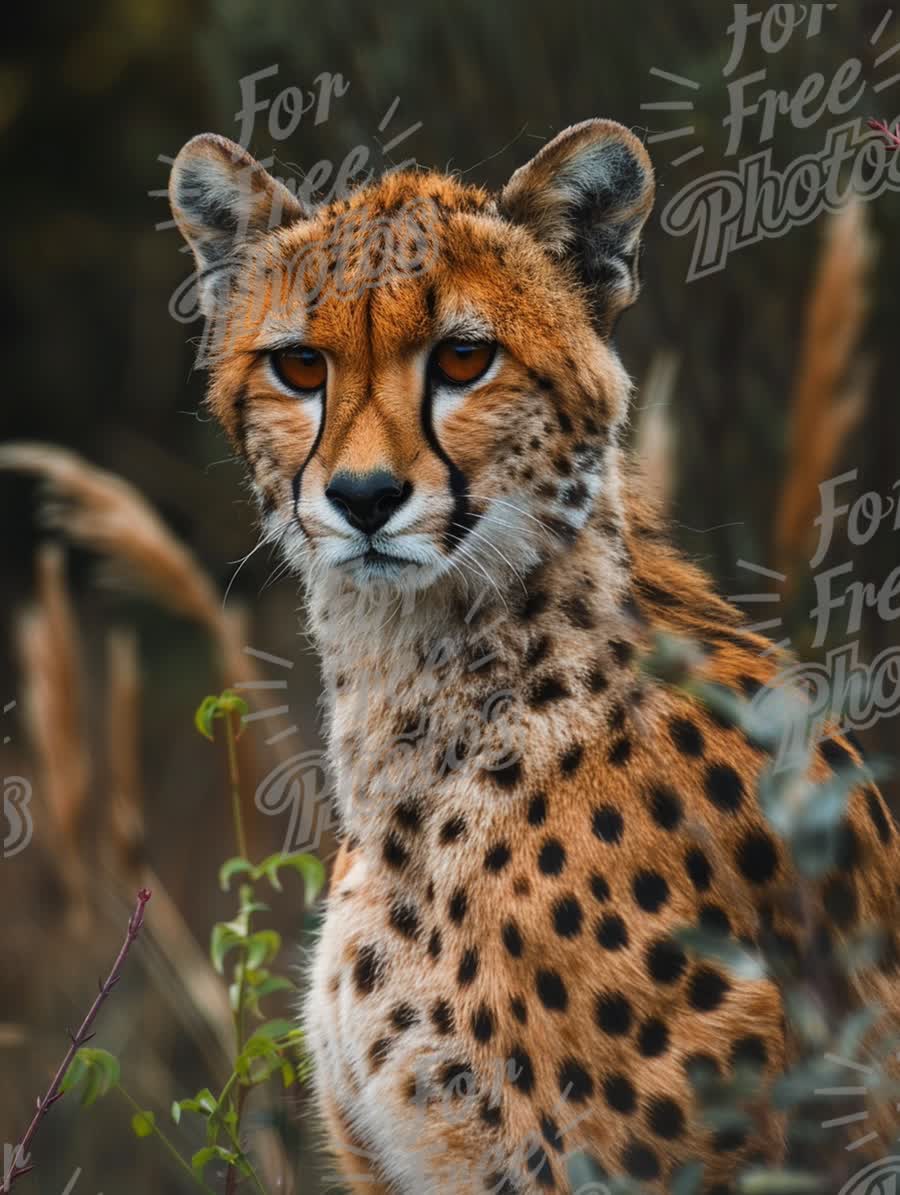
[432,340,496,386]
[272,346,327,393]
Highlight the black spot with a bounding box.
[538,839,566,874]
[622,1140,660,1182]
[562,595,595,630]
[502,920,524,957]
[595,992,633,1035]
[521,591,548,621]
[841,822,860,869]
[389,901,421,939]
[536,969,569,1011]
[541,1114,564,1152]
[608,703,626,732]
[527,793,547,826]
[646,1097,685,1139]
[480,1097,502,1128]
[865,788,893,843]
[448,887,468,924]
[699,905,731,935]
[609,639,634,668]
[557,409,574,434]
[608,737,632,767]
[485,843,511,872]
[633,870,669,913]
[427,928,442,959]
[440,816,467,844]
[369,1037,393,1071]
[686,847,713,891]
[824,875,858,928]
[646,936,687,984]
[592,806,624,843]
[431,999,454,1035]
[527,1145,555,1189]
[353,945,382,995]
[394,800,423,833]
[558,1059,594,1103]
[821,736,854,770]
[531,676,569,707]
[560,744,584,775]
[440,1061,474,1099]
[649,784,683,830]
[604,1074,636,1114]
[590,873,611,902]
[458,947,479,986]
[596,912,629,951]
[552,896,583,937]
[472,1004,494,1042]
[510,995,528,1023]
[525,635,551,669]
[484,760,522,789]
[637,1017,669,1057]
[510,1048,535,1094]
[588,664,608,693]
[688,966,731,1011]
[736,830,779,885]
[705,763,744,813]
[670,716,705,757]
[731,1035,767,1070]
[391,1003,419,1031]
[382,834,409,869]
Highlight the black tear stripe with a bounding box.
[291,387,327,530]
[421,375,478,555]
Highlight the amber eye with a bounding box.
[432,340,496,386]
[272,346,327,393]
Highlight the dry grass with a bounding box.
[17,542,92,935]
[773,198,873,589]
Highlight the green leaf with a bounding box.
[194,691,250,742]
[219,857,254,892]
[131,1110,156,1138]
[191,1145,239,1177]
[245,930,281,970]
[252,851,325,903]
[210,922,243,974]
[254,1017,295,1041]
[61,1048,121,1107]
[171,1100,182,1125]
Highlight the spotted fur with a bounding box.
[170,121,900,1193]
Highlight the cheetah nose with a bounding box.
[325,470,413,535]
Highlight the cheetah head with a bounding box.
[169,120,654,603]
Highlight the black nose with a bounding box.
[325,470,412,534]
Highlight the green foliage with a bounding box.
[61,1048,121,1107]
[64,691,323,1191]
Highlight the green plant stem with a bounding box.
[224,711,248,861]
[115,1085,215,1195]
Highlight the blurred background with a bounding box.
[2,0,900,1189]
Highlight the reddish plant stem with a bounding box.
[868,117,900,149]
[2,888,152,1192]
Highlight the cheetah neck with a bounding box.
[306,481,642,871]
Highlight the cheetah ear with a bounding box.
[500,119,655,334]
[169,133,309,312]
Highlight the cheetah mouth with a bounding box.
[346,548,422,571]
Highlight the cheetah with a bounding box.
[169,119,900,1193]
